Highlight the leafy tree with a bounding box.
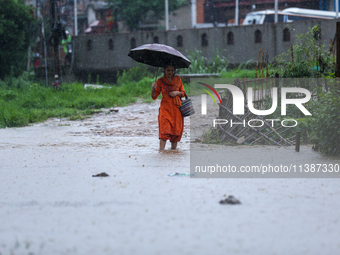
[106,0,187,31]
[0,0,37,80]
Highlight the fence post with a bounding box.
[295,131,301,152]
[256,49,261,78]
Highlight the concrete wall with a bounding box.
[73,19,337,80]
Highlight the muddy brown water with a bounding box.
[1,97,340,254]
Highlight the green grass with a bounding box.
[0,75,192,128]
[0,65,261,128]
[221,68,270,79]
[0,77,146,127]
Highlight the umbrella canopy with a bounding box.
[128,43,191,69]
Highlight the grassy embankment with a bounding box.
[0,62,258,128]
[0,77,153,128]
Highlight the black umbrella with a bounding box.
[128,43,191,69]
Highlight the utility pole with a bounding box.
[165,0,169,30]
[191,0,197,28]
[74,0,78,35]
[274,0,278,24]
[235,0,239,25]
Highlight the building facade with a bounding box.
[72,18,336,81]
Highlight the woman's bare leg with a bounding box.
[171,142,177,150]
[160,139,166,150]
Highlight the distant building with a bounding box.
[126,1,193,31]
[27,0,340,35]
[59,0,88,35]
[85,0,109,34]
[202,0,336,25]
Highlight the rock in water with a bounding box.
[219,195,241,205]
[92,172,109,177]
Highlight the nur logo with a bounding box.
[198,82,312,116]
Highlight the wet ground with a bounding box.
[1,98,340,255]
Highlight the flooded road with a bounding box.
[1,98,340,255]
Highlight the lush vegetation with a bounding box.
[179,50,230,74]
[0,64,191,128]
[199,26,340,156]
[0,0,38,79]
[266,80,340,156]
[308,85,340,156]
[272,26,339,155]
[0,58,252,129]
[221,65,256,79]
[178,50,257,79]
[273,26,335,78]
[0,68,151,128]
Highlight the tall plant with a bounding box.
[273,26,339,155]
[309,86,340,156]
[179,50,229,74]
[274,25,335,78]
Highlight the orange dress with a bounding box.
[152,75,185,142]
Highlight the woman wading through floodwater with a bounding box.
[151,65,186,150]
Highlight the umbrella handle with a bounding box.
[154,67,158,82]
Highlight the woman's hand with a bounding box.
[152,82,157,89]
[168,91,182,98]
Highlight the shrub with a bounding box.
[117,63,152,85]
[179,50,229,74]
[308,87,340,156]
[274,26,335,78]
